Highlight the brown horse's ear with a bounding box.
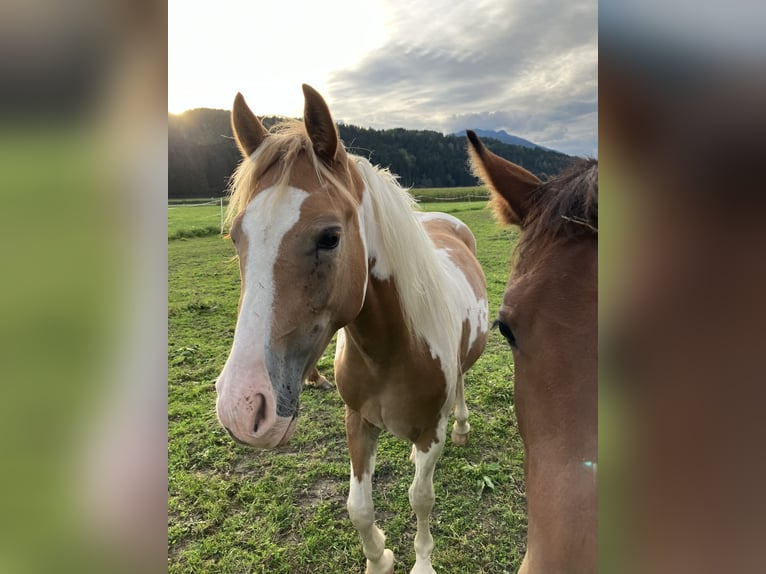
[302,84,339,163]
[466,130,540,225]
[231,92,268,158]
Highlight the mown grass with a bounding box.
[168,205,224,240]
[410,186,489,202]
[169,200,525,573]
[167,188,489,241]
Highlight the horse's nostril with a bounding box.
[253,393,266,434]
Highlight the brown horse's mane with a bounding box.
[518,158,598,257]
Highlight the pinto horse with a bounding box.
[215,85,488,574]
[467,131,597,574]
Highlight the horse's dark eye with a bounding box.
[316,229,340,250]
[493,319,516,347]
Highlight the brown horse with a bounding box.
[215,85,488,574]
[467,131,597,573]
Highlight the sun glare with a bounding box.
[169,0,385,114]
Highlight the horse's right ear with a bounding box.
[231,93,268,158]
[466,130,540,225]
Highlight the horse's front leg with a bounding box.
[451,374,470,445]
[409,416,448,574]
[345,406,394,574]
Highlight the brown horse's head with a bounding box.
[215,86,368,448]
[468,131,597,571]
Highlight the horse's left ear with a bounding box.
[302,84,339,163]
[466,130,540,225]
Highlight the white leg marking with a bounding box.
[408,418,447,574]
[334,329,347,366]
[348,459,394,574]
[451,375,470,445]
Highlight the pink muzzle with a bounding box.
[215,360,298,449]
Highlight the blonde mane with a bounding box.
[354,156,462,385]
[226,120,462,386]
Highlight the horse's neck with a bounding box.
[343,272,418,363]
[348,172,459,384]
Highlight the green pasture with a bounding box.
[168,199,526,573]
[167,187,489,240]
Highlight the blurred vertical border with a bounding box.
[600,1,766,573]
[0,1,167,572]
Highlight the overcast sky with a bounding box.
[169,0,597,157]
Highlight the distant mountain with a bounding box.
[453,129,549,151]
[168,109,574,198]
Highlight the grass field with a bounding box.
[167,187,489,240]
[168,198,526,573]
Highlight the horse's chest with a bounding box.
[336,353,449,440]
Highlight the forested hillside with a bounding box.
[168,109,574,198]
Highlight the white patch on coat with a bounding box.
[434,247,489,353]
[413,210,465,230]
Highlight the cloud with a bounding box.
[326,0,597,156]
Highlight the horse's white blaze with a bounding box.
[215,186,308,441]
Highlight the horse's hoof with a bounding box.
[452,430,468,446]
[410,559,437,574]
[366,549,394,574]
[315,377,334,391]
[451,429,469,446]
[304,375,334,391]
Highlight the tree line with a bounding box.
[168,108,575,198]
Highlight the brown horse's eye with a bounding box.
[494,319,516,347]
[316,229,340,250]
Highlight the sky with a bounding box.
[169,0,597,157]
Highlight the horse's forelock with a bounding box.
[517,158,598,259]
[225,119,357,232]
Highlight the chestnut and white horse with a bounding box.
[215,85,488,574]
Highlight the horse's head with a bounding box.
[215,85,368,448]
[468,130,598,568]
[467,130,597,445]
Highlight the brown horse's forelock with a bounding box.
[517,158,598,259]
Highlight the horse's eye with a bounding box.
[493,319,516,347]
[316,229,340,250]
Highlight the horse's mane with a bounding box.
[226,120,461,385]
[354,157,461,383]
[518,158,598,258]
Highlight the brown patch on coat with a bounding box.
[336,274,449,474]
